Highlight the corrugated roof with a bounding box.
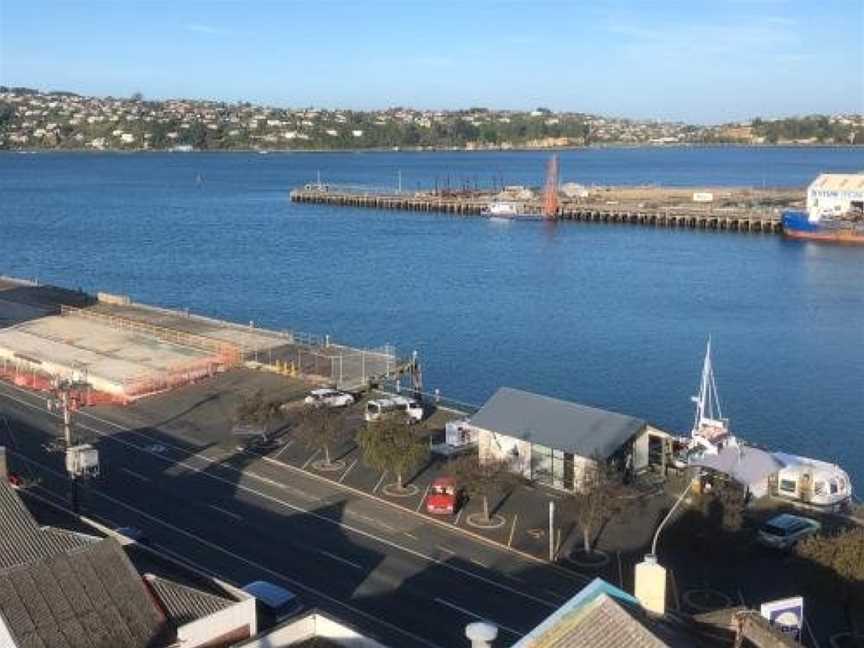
[0,538,170,648]
[810,173,864,192]
[0,482,95,571]
[146,575,233,626]
[469,388,645,459]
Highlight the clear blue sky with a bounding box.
[1,0,861,123]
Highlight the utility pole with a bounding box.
[549,500,555,561]
[48,375,100,514]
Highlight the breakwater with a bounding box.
[290,186,795,233]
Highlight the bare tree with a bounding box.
[451,453,515,524]
[568,457,622,555]
[356,414,428,491]
[294,406,349,467]
[234,389,283,429]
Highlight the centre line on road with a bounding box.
[416,483,431,512]
[372,472,387,494]
[302,448,321,469]
[120,467,150,482]
[433,598,524,638]
[208,504,243,521]
[338,458,358,483]
[318,550,364,571]
[0,387,562,608]
[508,513,518,547]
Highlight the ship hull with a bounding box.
[782,211,864,244]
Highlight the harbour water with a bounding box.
[1,147,863,486]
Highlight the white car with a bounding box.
[304,388,354,409]
[365,396,424,423]
[757,513,821,549]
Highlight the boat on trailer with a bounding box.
[680,340,852,510]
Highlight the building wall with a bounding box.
[807,177,864,217]
[176,598,256,648]
[632,425,672,472]
[237,612,389,648]
[0,617,17,647]
[477,427,531,479]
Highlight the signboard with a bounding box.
[692,192,714,203]
[760,596,804,641]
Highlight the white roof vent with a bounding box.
[466,622,498,647]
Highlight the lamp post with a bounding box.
[635,474,698,615]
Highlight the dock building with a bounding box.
[468,387,672,491]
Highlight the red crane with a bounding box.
[543,154,560,218]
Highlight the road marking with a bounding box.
[433,598,524,638]
[454,507,464,526]
[344,511,398,534]
[0,388,561,608]
[274,439,294,460]
[508,513,518,547]
[302,448,321,469]
[416,483,431,512]
[120,467,150,482]
[437,545,455,555]
[318,550,364,571]
[372,472,387,494]
[470,558,489,568]
[544,588,567,601]
[14,467,442,648]
[208,504,243,521]
[339,458,357,483]
[403,531,419,541]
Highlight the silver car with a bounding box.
[757,513,821,549]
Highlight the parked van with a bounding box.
[365,396,423,423]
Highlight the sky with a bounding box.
[0,0,862,123]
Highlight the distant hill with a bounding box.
[1,87,861,151]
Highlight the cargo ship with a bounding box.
[782,173,864,244]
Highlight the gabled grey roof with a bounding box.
[0,482,95,571]
[470,388,645,459]
[0,538,169,648]
[146,575,233,626]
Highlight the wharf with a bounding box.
[291,185,801,233]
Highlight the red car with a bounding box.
[7,473,23,489]
[426,477,459,515]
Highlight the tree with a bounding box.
[567,458,622,555]
[234,389,282,429]
[294,406,350,467]
[797,527,864,643]
[450,453,515,524]
[356,415,428,491]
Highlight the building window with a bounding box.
[779,479,797,493]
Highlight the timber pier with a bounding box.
[290,186,794,233]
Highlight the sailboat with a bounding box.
[680,339,853,509]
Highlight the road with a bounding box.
[0,380,586,648]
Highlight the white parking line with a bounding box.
[433,598,524,638]
[274,439,294,460]
[508,513,518,547]
[454,508,464,526]
[372,472,387,494]
[0,387,559,609]
[416,483,431,512]
[318,550,364,571]
[339,458,358,483]
[208,504,243,521]
[302,448,321,469]
[437,545,455,555]
[120,467,151,482]
[471,558,489,568]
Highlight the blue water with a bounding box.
[1,148,863,486]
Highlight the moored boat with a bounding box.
[782,173,864,244]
